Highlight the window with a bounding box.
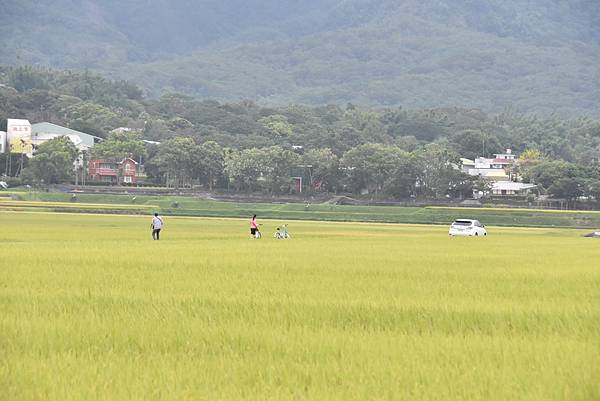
[123,176,132,183]
[124,163,132,173]
[452,220,473,227]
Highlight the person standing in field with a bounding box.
[250,214,259,239]
[151,213,164,240]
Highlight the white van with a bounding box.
[449,219,487,236]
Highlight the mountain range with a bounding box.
[1,0,600,115]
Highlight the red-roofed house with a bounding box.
[88,157,144,184]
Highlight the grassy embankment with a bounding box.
[3,191,600,228]
[1,212,599,401]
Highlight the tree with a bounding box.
[344,109,388,143]
[301,148,340,193]
[446,171,476,199]
[340,143,407,196]
[328,126,363,155]
[473,178,493,197]
[91,130,147,161]
[225,148,268,192]
[140,142,161,183]
[450,130,502,159]
[194,141,225,190]
[155,137,196,187]
[519,148,543,161]
[8,66,49,92]
[259,115,293,137]
[262,146,301,194]
[414,142,463,198]
[549,178,584,204]
[383,153,419,199]
[584,179,600,201]
[63,101,121,138]
[26,137,78,184]
[523,161,581,190]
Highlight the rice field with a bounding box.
[1,212,599,401]
[0,199,155,214]
[10,190,600,227]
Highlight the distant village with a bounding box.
[459,151,536,197]
[1,117,537,199]
[1,118,151,186]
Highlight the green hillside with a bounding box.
[1,0,599,115]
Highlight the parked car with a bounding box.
[449,219,487,236]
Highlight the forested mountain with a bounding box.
[1,0,600,115]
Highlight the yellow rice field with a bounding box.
[1,212,599,401]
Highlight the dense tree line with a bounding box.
[16,131,600,205]
[2,67,600,201]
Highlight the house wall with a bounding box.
[0,132,6,153]
[87,160,118,183]
[493,189,517,195]
[6,119,33,155]
[88,159,140,185]
[120,159,138,184]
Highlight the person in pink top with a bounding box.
[250,214,259,238]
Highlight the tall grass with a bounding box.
[1,213,599,400]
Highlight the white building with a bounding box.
[0,131,6,154]
[31,122,100,152]
[462,149,517,181]
[492,182,536,196]
[460,158,475,173]
[463,157,510,180]
[1,120,99,155]
[6,119,33,155]
[494,149,516,161]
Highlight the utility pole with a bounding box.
[7,144,12,176]
[482,133,486,157]
[298,164,313,195]
[82,152,86,187]
[17,152,24,177]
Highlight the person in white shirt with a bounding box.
[151,213,164,240]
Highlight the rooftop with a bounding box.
[31,122,101,140]
[7,118,31,125]
[492,182,536,191]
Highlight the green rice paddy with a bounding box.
[6,191,600,228]
[1,212,599,401]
